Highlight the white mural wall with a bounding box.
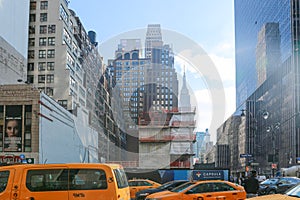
[39,93,99,164]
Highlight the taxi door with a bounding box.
[19,167,69,200]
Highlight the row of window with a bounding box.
[29,13,48,23]
[30,1,48,10]
[29,37,55,47]
[28,49,55,59]
[28,62,55,72]
[37,75,54,83]
[29,25,56,35]
[27,75,54,84]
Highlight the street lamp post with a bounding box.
[241,108,269,173]
[266,122,280,177]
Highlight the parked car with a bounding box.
[128,179,161,200]
[249,182,300,199]
[145,180,246,200]
[135,180,188,200]
[258,177,300,195]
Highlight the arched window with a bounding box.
[124,53,130,60]
[132,52,138,60]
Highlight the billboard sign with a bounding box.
[4,105,22,152]
[192,170,227,181]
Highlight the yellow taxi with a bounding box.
[247,194,299,199]
[145,180,246,200]
[128,179,161,199]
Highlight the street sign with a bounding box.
[240,154,253,158]
[26,158,34,164]
[251,162,259,166]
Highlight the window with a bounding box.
[38,50,46,58]
[25,168,108,191]
[48,37,55,46]
[58,100,68,109]
[47,49,55,58]
[46,87,53,96]
[69,169,108,190]
[30,2,36,10]
[46,74,54,83]
[40,1,48,10]
[39,37,47,46]
[39,25,47,34]
[59,5,68,23]
[29,25,35,34]
[29,14,36,22]
[0,171,9,192]
[26,169,69,191]
[40,13,47,22]
[63,28,71,44]
[28,50,34,59]
[28,63,34,71]
[38,75,45,83]
[27,75,34,83]
[24,105,32,152]
[47,62,55,71]
[28,38,35,47]
[48,25,56,34]
[38,62,46,71]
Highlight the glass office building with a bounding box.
[235,0,292,108]
[234,0,300,173]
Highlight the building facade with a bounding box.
[138,70,196,169]
[234,0,292,108]
[218,0,300,176]
[0,0,127,164]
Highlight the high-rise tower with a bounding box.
[234,0,300,171]
[145,24,163,60]
[234,0,291,108]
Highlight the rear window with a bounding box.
[0,170,9,193]
[26,168,108,191]
[113,168,128,189]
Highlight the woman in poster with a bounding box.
[4,118,22,151]
[6,119,20,137]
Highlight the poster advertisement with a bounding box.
[4,105,22,152]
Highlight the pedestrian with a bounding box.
[244,170,259,198]
[239,172,246,187]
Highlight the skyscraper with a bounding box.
[256,23,281,87]
[234,0,292,108]
[234,0,300,171]
[145,24,163,60]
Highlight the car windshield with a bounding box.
[171,182,195,193]
[261,178,279,185]
[285,183,300,197]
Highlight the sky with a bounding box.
[69,0,236,143]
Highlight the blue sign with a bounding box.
[240,154,253,158]
[19,154,25,159]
